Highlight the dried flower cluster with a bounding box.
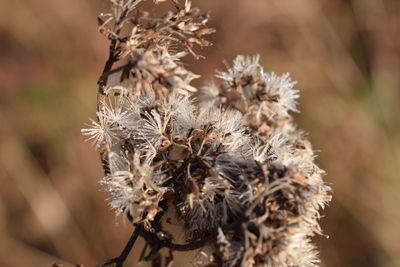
[82,0,331,266]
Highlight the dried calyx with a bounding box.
[82,0,331,266]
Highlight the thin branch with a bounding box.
[97,226,141,267]
[99,57,139,83]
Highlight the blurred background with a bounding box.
[0,0,399,266]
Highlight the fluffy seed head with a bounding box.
[83,1,331,266]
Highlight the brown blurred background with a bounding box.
[0,0,399,266]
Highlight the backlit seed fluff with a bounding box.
[83,1,331,266]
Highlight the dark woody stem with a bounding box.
[97,223,209,266]
[96,226,141,267]
[96,7,130,176]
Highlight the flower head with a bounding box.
[83,1,331,266]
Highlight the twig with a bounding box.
[97,226,141,267]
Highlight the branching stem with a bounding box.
[97,226,141,267]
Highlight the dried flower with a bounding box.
[83,0,331,266]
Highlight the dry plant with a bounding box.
[82,0,331,266]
